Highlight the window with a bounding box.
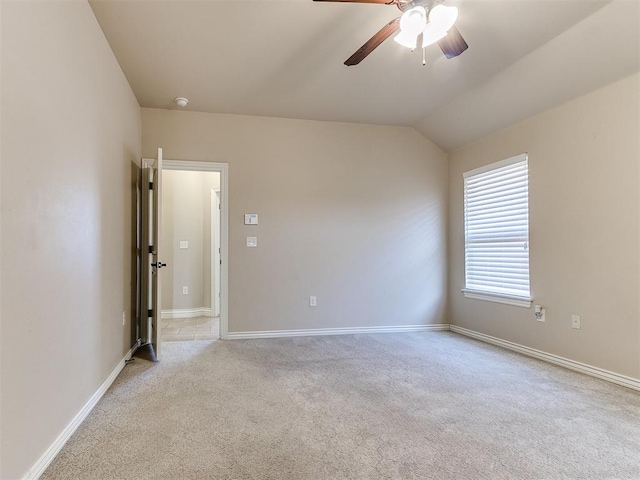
[462,154,531,307]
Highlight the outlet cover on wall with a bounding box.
[179,240,189,249]
[182,286,189,295]
[309,296,317,307]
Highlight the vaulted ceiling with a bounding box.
[90,0,639,151]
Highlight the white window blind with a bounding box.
[463,154,530,300]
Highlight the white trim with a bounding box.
[161,307,212,319]
[163,159,221,172]
[461,288,533,308]
[450,325,640,392]
[159,159,229,340]
[463,152,528,178]
[211,188,221,318]
[227,324,450,339]
[219,164,229,339]
[22,341,140,480]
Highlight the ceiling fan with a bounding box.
[313,0,468,66]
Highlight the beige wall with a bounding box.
[0,2,141,478]
[161,170,219,312]
[448,74,640,379]
[143,109,449,333]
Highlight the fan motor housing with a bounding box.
[396,0,444,12]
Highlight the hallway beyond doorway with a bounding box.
[161,316,219,342]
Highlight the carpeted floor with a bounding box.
[42,332,640,480]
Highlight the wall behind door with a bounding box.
[161,170,220,314]
[142,109,448,334]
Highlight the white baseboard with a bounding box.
[227,324,450,340]
[161,307,212,319]
[22,341,140,480]
[450,325,640,392]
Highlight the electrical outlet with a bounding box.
[183,286,189,295]
[309,296,317,307]
[122,311,126,326]
[572,315,581,329]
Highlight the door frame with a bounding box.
[211,188,221,318]
[162,159,229,339]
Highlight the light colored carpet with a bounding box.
[42,332,640,480]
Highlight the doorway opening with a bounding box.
[160,160,228,344]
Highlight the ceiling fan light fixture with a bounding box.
[428,5,458,33]
[421,22,449,47]
[400,6,427,35]
[394,6,426,48]
[394,29,419,49]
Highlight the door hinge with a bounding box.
[149,182,153,190]
[148,245,154,253]
[147,309,153,317]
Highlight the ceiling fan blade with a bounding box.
[344,17,400,66]
[438,26,469,59]
[313,0,393,4]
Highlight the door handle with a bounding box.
[151,262,167,269]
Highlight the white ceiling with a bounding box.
[90,0,639,151]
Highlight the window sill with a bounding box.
[461,289,532,308]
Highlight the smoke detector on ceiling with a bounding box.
[174,97,189,107]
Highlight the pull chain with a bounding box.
[422,47,426,66]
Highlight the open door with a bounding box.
[139,148,164,361]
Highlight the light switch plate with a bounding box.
[244,214,258,225]
[179,240,189,249]
[247,236,257,247]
